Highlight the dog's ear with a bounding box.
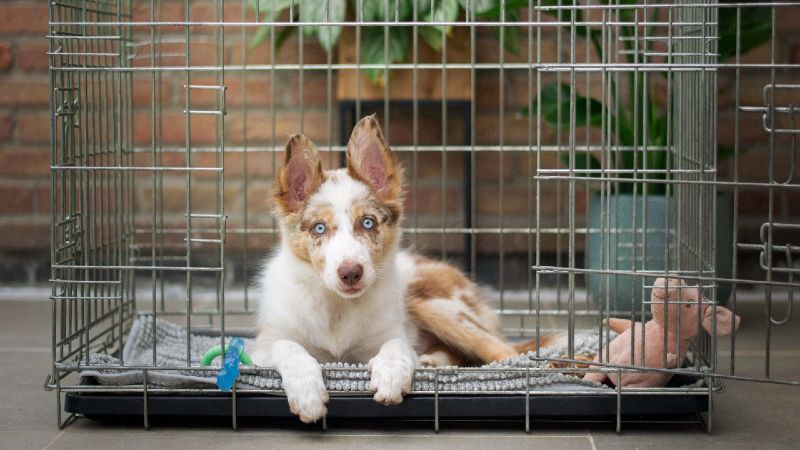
[275,134,323,214]
[346,114,403,202]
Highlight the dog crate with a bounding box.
[46,0,800,432]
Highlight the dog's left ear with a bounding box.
[346,114,403,202]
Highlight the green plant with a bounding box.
[250,0,527,84]
[522,0,772,195]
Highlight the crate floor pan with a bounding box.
[65,390,709,426]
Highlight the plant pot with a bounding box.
[586,193,675,315]
[586,192,735,314]
[335,26,471,101]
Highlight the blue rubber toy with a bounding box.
[214,337,246,392]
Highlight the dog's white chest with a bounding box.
[303,294,394,362]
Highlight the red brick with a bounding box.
[737,190,774,217]
[373,110,468,147]
[475,112,554,146]
[716,112,767,149]
[244,181,275,216]
[0,184,34,214]
[776,7,800,33]
[15,40,48,72]
[225,228,275,251]
[226,109,330,146]
[0,41,11,70]
[409,186,461,215]
[729,144,797,183]
[180,74,272,108]
[791,44,800,65]
[189,1,249,23]
[130,1,186,33]
[140,181,240,217]
[475,152,519,182]
[131,151,186,173]
[0,220,49,250]
[291,73,333,108]
[132,111,220,146]
[0,147,50,177]
[180,75,225,107]
[34,184,51,214]
[229,74,273,107]
[476,184,549,216]
[224,151,276,179]
[737,41,772,65]
[277,34,330,65]
[0,3,48,35]
[15,112,51,145]
[130,42,228,68]
[411,152,464,180]
[131,77,173,107]
[0,113,13,142]
[229,41,272,66]
[0,77,50,106]
[475,29,559,65]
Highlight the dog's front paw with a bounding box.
[281,372,329,423]
[368,355,414,405]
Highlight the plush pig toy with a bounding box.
[583,277,741,387]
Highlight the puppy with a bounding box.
[252,115,543,423]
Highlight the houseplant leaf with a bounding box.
[420,0,460,51]
[302,0,346,52]
[597,0,638,22]
[250,23,296,49]
[717,144,736,162]
[475,0,531,18]
[717,3,771,60]
[522,83,604,128]
[356,0,413,21]
[457,0,498,16]
[474,0,527,54]
[250,0,296,49]
[362,26,411,84]
[490,7,521,54]
[253,0,295,19]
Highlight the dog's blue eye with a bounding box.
[361,217,375,230]
[312,223,326,235]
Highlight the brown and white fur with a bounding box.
[252,115,544,423]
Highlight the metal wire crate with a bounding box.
[46,0,800,432]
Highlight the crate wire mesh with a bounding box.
[46,0,800,431]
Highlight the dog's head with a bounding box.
[274,115,404,298]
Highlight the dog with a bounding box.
[251,115,547,423]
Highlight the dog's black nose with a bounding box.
[338,262,363,287]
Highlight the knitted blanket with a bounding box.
[79,314,609,392]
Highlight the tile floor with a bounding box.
[1,294,799,450]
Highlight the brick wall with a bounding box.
[0,1,51,281]
[2,0,799,284]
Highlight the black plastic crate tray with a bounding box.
[65,374,708,425]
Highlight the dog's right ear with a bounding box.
[275,134,323,214]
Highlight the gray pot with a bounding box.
[585,193,674,315]
[585,192,734,314]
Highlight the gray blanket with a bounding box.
[79,314,609,392]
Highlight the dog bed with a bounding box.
[79,313,611,392]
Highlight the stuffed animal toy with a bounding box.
[582,277,741,387]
